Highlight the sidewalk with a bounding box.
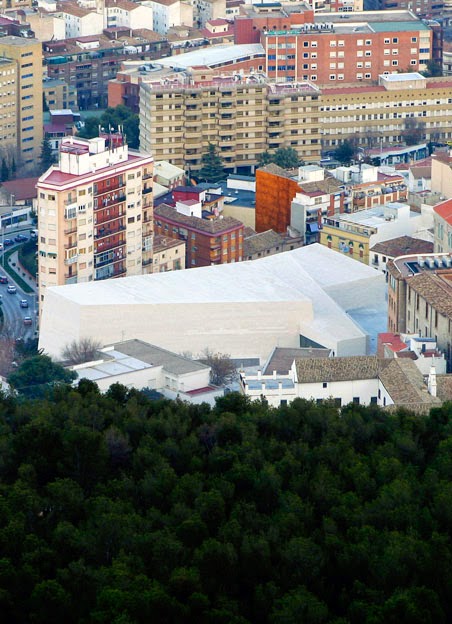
[5,249,37,290]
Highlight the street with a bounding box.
[0,229,38,341]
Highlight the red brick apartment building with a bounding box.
[154,204,244,267]
[235,7,434,84]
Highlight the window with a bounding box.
[353,397,360,404]
[392,60,398,66]
[393,37,398,43]
[322,382,328,388]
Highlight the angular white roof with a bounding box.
[158,44,265,69]
[39,245,387,361]
[47,244,379,307]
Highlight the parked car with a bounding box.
[7,285,17,294]
[3,239,13,247]
[20,299,28,308]
[0,275,8,284]
[14,234,28,243]
[23,316,32,326]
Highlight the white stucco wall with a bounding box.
[40,298,313,362]
[298,379,380,405]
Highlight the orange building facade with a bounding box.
[255,166,301,233]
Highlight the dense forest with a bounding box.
[1,382,452,623]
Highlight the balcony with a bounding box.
[95,210,126,226]
[95,238,126,253]
[65,274,78,284]
[64,225,77,235]
[96,193,126,208]
[95,263,126,279]
[64,240,77,250]
[94,252,124,268]
[143,172,153,180]
[64,255,78,266]
[142,186,152,195]
[94,224,126,239]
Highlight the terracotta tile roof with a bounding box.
[264,347,331,375]
[436,375,452,402]
[153,234,185,253]
[106,0,140,9]
[299,174,342,195]
[409,272,452,319]
[379,359,441,410]
[56,2,92,17]
[433,198,452,224]
[244,229,284,256]
[1,177,38,201]
[378,332,408,353]
[370,236,434,258]
[243,226,257,237]
[257,163,294,179]
[155,203,243,234]
[410,165,431,180]
[295,355,385,383]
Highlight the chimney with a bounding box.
[428,364,437,397]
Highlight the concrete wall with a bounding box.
[40,298,314,363]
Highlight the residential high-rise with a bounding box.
[0,36,43,167]
[36,135,153,301]
[140,71,322,174]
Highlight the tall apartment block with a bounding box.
[0,36,43,167]
[140,72,322,174]
[36,135,153,301]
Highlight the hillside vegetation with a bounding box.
[0,383,451,623]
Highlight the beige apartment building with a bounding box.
[139,71,322,174]
[321,74,452,150]
[139,71,452,173]
[36,135,153,301]
[0,57,17,152]
[0,36,43,168]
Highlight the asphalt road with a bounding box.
[0,232,38,341]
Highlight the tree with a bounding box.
[257,150,274,167]
[39,138,56,173]
[61,337,102,365]
[403,119,426,146]
[1,157,9,182]
[198,143,225,184]
[201,349,237,386]
[78,105,140,149]
[421,60,442,78]
[272,147,300,169]
[257,147,301,170]
[7,354,76,398]
[333,140,356,164]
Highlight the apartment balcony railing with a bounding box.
[95,238,126,253]
[94,224,126,239]
[96,194,126,208]
[94,211,126,226]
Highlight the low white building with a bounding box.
[39,245,387,363]
[240,355,443,413]
[144,0,193,35]
[56,3,104,38]
[71,339,223,404]
[106,0,153,30]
